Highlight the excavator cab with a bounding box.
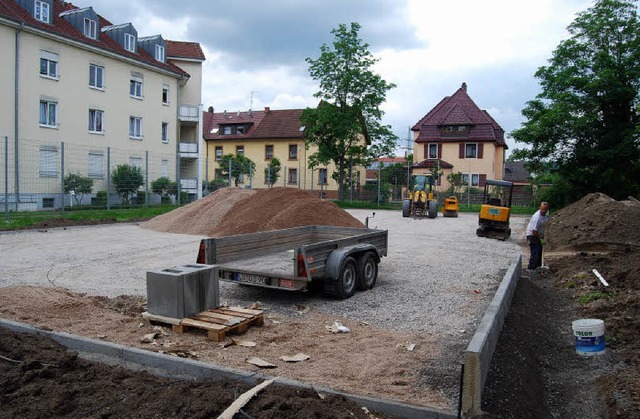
[402,174,438,218]
[476,179,514,240]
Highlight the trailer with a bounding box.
[196,225,388,299]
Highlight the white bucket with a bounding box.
[572,319,605,356]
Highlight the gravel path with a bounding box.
[0,210,527,337]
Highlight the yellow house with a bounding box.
[202,107,366,199]
[411,83,507,191]
[0,0,204,209]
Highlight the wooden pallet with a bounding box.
[142,307,264,342]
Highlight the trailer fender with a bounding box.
[325,244,379,280]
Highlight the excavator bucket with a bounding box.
[476,226,511,241]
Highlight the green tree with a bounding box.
[111,164,144,205]
[301,22,398,200]
[64,173,94,206]
[264,157,281,187]
[220,154,256,187]
[151,177,177,203]
[446,172,464,199]
[511,0,640,201]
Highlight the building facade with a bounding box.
[0,0,204,210]
[202,107,366,199]
[411,83,507,191]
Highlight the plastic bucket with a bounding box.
[572,319,605,356]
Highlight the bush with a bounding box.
[111,164,144,205]
[95,191,107,207]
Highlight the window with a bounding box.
[236,125,245,134]
[89,64,104,89]
[444,126,453,132]
[129,156,143,169]
[161,159,169,178]
[319,168,328,185]
[162,85,169,104]
[155,44,165,62]
[223,126,232,135]
[236,145,244,156]
[428,143,438,159]
[288,168,297,184]
[129,75,143,98]
[39,100,57,127]
[129,117,142,139]
[39,146,58,177]
[462,173,479,187]
[457,126,466,132]
[40,50,58,78]
[289,144,298,160]
[161,122,169,143]
[265,145,274,159]
[42,197,55,208]
[215,146,223,160]
[465,143,478,158]
[88,152,104,178]
[84,18,97,39]
[88,109,104,133]
[35,0,50,23]
[124,33,136,52]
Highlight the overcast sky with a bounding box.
[73,0,593,155]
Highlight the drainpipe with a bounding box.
[14,23,24,202]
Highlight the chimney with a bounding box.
[461,82,467,92]
[264,106,270,113]
[208,106,213,113]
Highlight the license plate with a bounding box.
[235,273,268,285]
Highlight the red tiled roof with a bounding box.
[203,108,304,141]
[413,159,454,169]
[0,0,189,77]
[412,83,506,147]
[166,40,205,61]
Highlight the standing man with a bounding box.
[526,201,550,271]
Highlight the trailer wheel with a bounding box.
[357,252,378,291]
[336,256,357,299]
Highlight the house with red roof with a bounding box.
[203,107,366,198]
[0,0,205,209]
[411,83,507,191]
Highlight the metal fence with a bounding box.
[1,136,188,216]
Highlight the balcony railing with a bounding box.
[179,142,198,153]
[178,105,199,121]
[180,178,198,191]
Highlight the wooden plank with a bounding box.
[194,311,242,325]
[180,318,227,331]
[142,312,182,326]
[218,306,264,316]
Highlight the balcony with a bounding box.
[179,142,198,158]
[178,105,199,123]
[180,178,198,192]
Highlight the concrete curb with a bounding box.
[0,318,456,419]
[461,253,522,417]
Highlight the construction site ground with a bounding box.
[1,190,639,418]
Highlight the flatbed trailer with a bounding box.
[196,225,388,299]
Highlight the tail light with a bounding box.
[297,253,307,278]
[196,241,206,264]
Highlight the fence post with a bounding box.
[228,160,232,187]
[177,153,182,205]
[283,165,287,188]
[107,147,111,210]
[60,141,65,211]
[145,150,149,207]
[377,165,381,207]
[267,165,271,189]
[4,136,8,223]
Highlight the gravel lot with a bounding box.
[0,210,527,336]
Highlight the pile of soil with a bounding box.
[140,188,364,237]
[545,192,640,251]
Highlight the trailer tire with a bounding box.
[336,256,357,299]
[357,252,378,290]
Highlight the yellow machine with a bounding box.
[402,174,438,218]
[476,179,514,240]
[442,196,459,217]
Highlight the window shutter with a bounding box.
[479,174,487,186]
[88,153,103,177]
[459,143,464,159]
[438,144,442,159]
[478,143,484,159]
[424,144,428,159]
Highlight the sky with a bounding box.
[73,0,593,156]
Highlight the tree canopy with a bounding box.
[219,154,256,187]
[511,0,640,202]
[63,173,94,206]
[300,22,398,199]
[111,164,144,205]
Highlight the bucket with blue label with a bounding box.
[572,318,605,356]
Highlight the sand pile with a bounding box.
[140,187,364,237]
[545,192,640,251]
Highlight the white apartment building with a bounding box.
[0,0,204,210]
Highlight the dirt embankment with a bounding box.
[140,187,364,237]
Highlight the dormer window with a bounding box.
[124,33,136,52]
[84,18,97,39]
[155,45,165,62]
[35,0,50,23]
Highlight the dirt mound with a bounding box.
[546,192,640,251]
[140,187,363,237]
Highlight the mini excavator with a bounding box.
[476,179,514,240]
